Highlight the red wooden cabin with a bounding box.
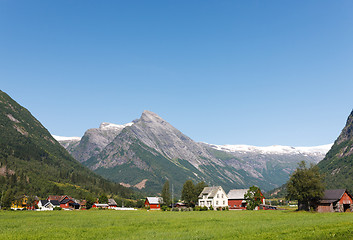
[317,189,353,212]
[145,197,162,210]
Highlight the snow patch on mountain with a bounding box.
[99,122,133,130]
[52,135,81,141]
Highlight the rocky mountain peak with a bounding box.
[140,110,165,124]
[336,110,353,145]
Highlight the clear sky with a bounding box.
[1,0,353,146]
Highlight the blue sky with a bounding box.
[1,0,353,146]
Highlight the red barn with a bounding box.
[317,189,353,212]
[145,197,162,210]
[228,189,265,210]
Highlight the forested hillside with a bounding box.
[0,90,135,203]
[318,110,353,192]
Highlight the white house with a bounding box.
[37,200,55,211]
[198,186,228,209]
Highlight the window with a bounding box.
[222,194,224,198]
[217,194,219,198]
[234,205,237,207]
[223,201,225,205]
[216,201,218,205]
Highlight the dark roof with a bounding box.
[40,200,49,205]
[319,200,337,204]
[69,202,80,206]
[50,200,60,206]
[322,189,347,200]
[60,198,73,204]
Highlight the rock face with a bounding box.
[318,110,353,192]
[56,111,331,194]
[69,122,132,162]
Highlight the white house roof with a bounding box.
[198,186,222,198]
[146,197,162,204]
[227,189,249,200]
[108,198,117,206]
[94,203,109,207]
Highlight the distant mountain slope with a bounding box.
[0,90,134,200]
[68,122,133,163]
[203,143,330,190]
[56,111,330,195]
[317,110,353,192]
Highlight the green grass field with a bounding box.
[1,210,353,239]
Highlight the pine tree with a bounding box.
[181,180,195,207]
[193,181,208,203]
[161,180,171,206]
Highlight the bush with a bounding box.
[209,205,214,211]
[53,207,62,211]
[161,206,170,211]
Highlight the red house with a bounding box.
[228,189,265,210]
[145,197,162,210]
[47,195,79,210]
[317,189,353,212]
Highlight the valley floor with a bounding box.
[1,210,353,239]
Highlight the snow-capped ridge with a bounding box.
[206,143,333,155]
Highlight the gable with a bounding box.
[199,186,226,199]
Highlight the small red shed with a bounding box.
[145,197,162,210]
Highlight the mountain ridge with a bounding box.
[55,110,330,195]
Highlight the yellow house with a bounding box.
[11,196,28,210]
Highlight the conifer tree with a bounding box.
[181,180,195,207]
[161,180,171,206]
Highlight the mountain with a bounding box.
[56,110,331,195]
[317,110,353,192]
[0,90,134,202]
[81,111,248,194]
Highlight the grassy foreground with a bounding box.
[1,210,353,239]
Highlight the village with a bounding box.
[8,186,353,213]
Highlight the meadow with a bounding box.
[1,210,353,239]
